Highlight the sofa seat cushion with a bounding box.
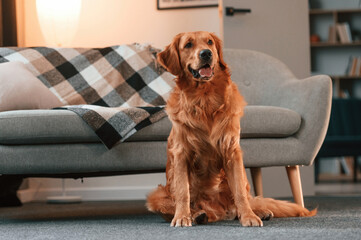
[0,106,301,145]
[241,106,301,138]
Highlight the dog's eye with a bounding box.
[185,42,193,48]
[207,39,213,45]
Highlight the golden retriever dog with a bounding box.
[146,31,316,227]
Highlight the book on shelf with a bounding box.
[339,89,351,98]
[336,23,352,43]
[350,57,357,76]
[328,25,337,43]
[346,56,361,76]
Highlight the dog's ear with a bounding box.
[210,33,228,70]
[157,33,182,76]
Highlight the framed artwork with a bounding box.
[157,0,218,10]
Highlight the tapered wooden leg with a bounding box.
[286,165,304,207]
[250,167,263,197]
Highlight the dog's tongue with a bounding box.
[199,66,212,78]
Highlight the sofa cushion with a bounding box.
[0,106,301,145]
[0,62,63,112]
[241,106,301,138]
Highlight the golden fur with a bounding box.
[146,31,316,227]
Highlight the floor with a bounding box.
[1,197,361,240]
[315,172,361,196]
[316,183,361,196]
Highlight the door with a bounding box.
[220,0,314,198]
[220,0,310,78]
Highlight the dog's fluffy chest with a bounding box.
[171,89,226,132]
[166,81,244,156]
[167,89,234,156]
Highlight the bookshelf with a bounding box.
[310,3,361,184]
[309,8,361,97]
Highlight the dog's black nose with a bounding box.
[200,49,212,61]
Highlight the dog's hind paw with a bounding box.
[192,210,208,225]
[253,209,274,221]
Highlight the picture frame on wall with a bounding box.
[157,0,218,10]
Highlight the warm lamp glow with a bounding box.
[36,0,82,47]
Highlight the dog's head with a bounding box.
[157,31,228,82]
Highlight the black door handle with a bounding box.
[225,7,251,16]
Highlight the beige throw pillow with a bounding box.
[0,61,63,111]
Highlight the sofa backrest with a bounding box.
[223,49,296,106]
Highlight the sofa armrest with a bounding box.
[224,49,332,166]
[273,75,333,165]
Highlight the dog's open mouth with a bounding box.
[188,64,214,80]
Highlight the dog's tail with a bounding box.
[250,196,317,218]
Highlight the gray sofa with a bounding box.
[0,49,332,204]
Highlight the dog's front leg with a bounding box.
[171,151,192,227]
[223,139,263,227]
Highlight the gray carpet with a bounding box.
[0,196,360,240]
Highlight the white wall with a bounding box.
[16,0,220,48]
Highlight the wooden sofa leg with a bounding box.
[286,165,304,207]
[250,167,263,197]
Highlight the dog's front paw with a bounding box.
[171,215,192,227]
[240,212,263,227]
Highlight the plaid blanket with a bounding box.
[0,44,174,149]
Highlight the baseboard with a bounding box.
[18,186,154,203]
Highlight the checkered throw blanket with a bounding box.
[0,44,175,149]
